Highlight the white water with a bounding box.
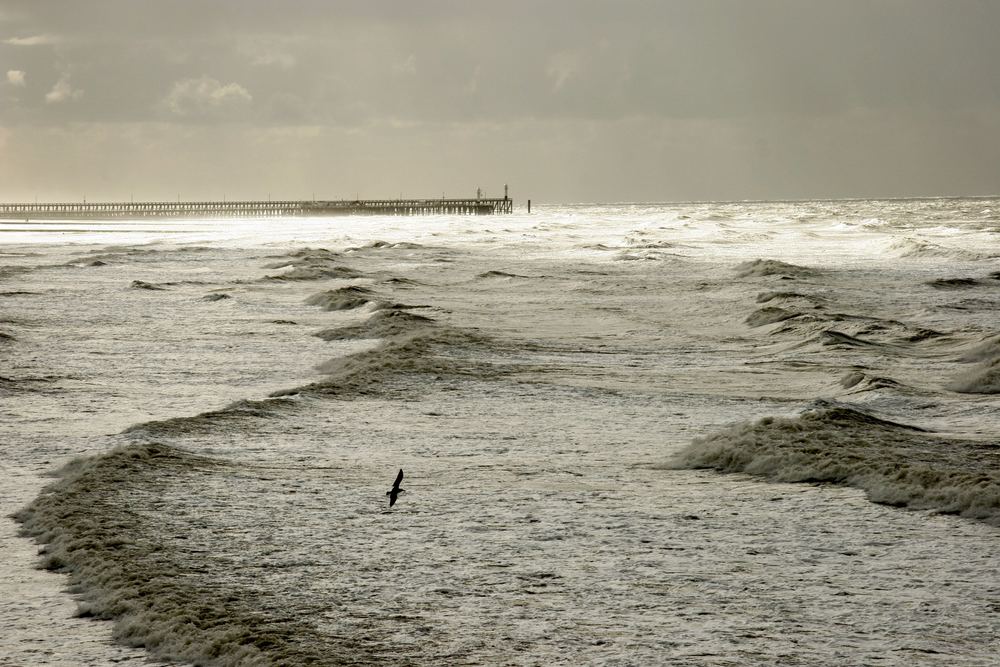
[2,200,999,665]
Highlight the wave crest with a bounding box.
[927,277,982,289]
[663,404,1000,525]
[305,286,378,311]
[13,443,335,665]
[948,334,1000,393]
[314,309,435,341]
[745,307,799,327]
[123,398,297,437]
[273,324,494,398]
[734,259,818,279]
[262,248,359,281]
[887,237,993,260]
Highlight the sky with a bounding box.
[1,0,999,203]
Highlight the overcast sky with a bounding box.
[2,0,999,202]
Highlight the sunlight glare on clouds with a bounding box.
[4,34,60,46]
[163,76,253,117]
[45,74,82,103]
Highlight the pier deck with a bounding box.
[0,198,514,220]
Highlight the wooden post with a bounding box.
[527,199,531,214]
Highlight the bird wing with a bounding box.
[394,469,404,487]
[388,490,398,507]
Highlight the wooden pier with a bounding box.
[0,197,514,221]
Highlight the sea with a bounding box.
[1,199,998,666]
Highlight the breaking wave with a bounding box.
[122,398,298,438]
[346,240,429,252]
[956,334,1000,363]
[734,259,819,279]
[12,443,337,666]
[129,280,167,291]
[0,266,32,281]
[839,371,906,392]
[261,247,359,281]
[0,375,19,392]
[947,333,1000,393]
[818,330,879,348]
[623,236,680,249]
[380,277,423,287]
[269,247,340,261]
[477,270,530,279]
[887,237,994,260]
[745,289,947,348]
[264,266,361,281]
[305,286,379,311]
[755,291,827,306]
[81,246,215,266]
[314,309,436,341]
[614,249,684,262]
[949,359,1000,394]
[0,373,59,395]
[130,279,210,290]
[927,277,982,290]
[274,323,495,399]
[664,404,1000,525]
[745,307,800,327]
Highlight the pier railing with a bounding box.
[0,198,514,220]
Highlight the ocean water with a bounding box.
[1,200,999,666]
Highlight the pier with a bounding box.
[0,197,514,221]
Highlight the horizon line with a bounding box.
[3,193,998,207]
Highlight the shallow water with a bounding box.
[2,200,999,665]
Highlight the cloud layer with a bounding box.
[2,0,999,201]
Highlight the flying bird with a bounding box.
[387,468,405,507]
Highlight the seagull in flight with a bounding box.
[387,469,405,507]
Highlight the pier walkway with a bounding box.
[0,197,514,220]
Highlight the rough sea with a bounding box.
[2,199,998,666]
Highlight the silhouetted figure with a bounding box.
[387,469,405,507]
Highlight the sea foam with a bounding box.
[664,404,1000,525]
[13,443,336,666]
